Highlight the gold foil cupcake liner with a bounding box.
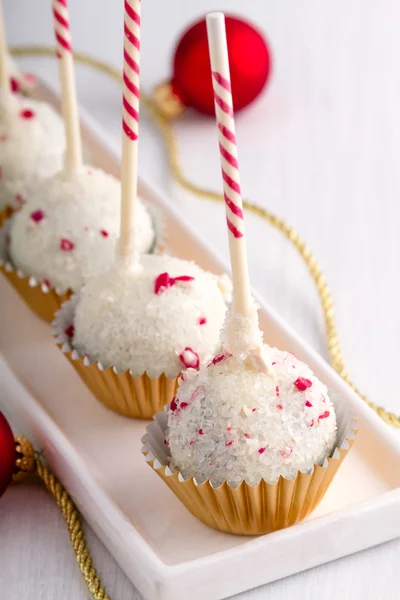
[0,204,167,324]
[141,398,358,535]
[52,297,178,419]
[0,218,72,322]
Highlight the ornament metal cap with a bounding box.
[153,81,186,119]
[13,436,35,483]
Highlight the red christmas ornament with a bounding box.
[0,412,16,498]
[155,15,271,117]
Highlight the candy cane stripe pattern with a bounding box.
[122,0,141,142]
[212,69,244,238]
[207,13,253,320]
[52,0,72,53]
[206,24,244,238]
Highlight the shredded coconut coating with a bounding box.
[167,343,337,487]
[9,166,155,292]
[72,254,230,378]
[0,96,65,211]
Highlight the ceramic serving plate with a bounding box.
[1,82,400,600]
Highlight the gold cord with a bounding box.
[9,44,400,600]
[35,458,111,600]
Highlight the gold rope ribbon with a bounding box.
[9,45,400,600]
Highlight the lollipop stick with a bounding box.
[119,0,141,263]
[52,0,82,173]
[0,0,10,91]
[206,12,252,318]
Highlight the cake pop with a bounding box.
[167,307,337,486]
[9,167,155,292]
[0,5,64,213]
[72,253,230,377]
[0,97,65,212]
[8,0,156,293]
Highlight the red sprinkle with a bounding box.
[164,439,169,445]
[279,445,293,459]
[276,404,283,410]
[100,229,109,238]
[244,433,251,439]
[225,440,234,447]
[20,109,35,120]
[41,278,51,288]
[154,272,195,294]
[209,353,227,367]
[30,209,45,223]
[226,427,232,432]
[318,411,330,421]
[64,324,75,338]
[198,317,207,325]
[170,397,178,412]
[272,361,277,365]
[258,447,266,455]
[294,377,313,391]
[305,400,313,407]
[180,402,189,410]
[189,440,194,446]
[60,238,75,252]
[10,77,20,93]
[252,408,257,412]
[198,429,204,435]
[275,385,280,397]
[24,73,36,84]
[179,347,200,369]
[309,419,315,427]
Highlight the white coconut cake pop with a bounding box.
[71,253,231,378]
[0,96,65,212]
[9,166,155,292]
[167,305,337,487]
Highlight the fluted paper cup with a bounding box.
[53,297,178,419]
[0,204,166,324]
[141,398,358,535]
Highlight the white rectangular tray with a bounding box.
[1,83,400,600]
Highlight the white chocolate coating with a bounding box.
[72,254,230,378]
[9,166,155,292]
[0,96,65,211]
[167,310,337,487]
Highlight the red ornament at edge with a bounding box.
[170,15,271,115]
[0,412,16,498]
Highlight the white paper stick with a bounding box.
[0,0,10,91]
[52,0,82,173]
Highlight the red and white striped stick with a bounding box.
[206,13,252,318]
[52,0,82,173]
[119,0,141,262]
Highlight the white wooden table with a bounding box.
[2,0,400,598]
